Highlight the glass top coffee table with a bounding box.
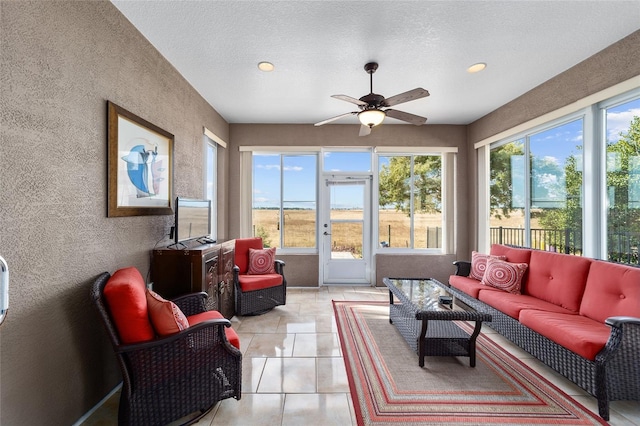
[383,277,492,367]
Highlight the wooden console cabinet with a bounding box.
[151,239,236,319]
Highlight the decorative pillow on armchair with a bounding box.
[248,247,277,274]
[146,290,189,336]
[470,251,506,280]
[480,257,528,294]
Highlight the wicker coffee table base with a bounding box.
[384,278,491,368]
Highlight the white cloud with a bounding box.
[256,164,280,170]
[607,108,640,141]
[255,164,303,172]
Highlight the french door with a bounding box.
[320,176,372,284]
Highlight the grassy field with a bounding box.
[253,208,537,250]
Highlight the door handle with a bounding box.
[323,231,331,236]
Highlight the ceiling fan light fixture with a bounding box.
[257,61,274,72]
[358,109,385,128]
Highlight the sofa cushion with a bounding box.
[188,311,240,349]
[248,247,277,274]
[480,258,528,294]
[580,260,640,323]
[489,244,532,264]
[470,251,506,280]
[235,237,263,274]
[519,310,610,361]
[449,275,502,299]
[525,250,592,312]
[146,289,189,337]
[238,273,283,292]
[478,290,577,320]
[103,267,155,344]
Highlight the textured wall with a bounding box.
[228,123,469,286]
[0,2,228,424]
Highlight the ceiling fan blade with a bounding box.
[359,125,372,137]
[314,111,356,127]
[385,109,428,126]
[331,94,368,106]
[383,88,430,107]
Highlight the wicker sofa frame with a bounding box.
[450,261,640,421]
[91,272,242,426]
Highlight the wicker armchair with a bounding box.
[90,270,241,426]
[234,237,286,316]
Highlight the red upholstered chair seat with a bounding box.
[479,290,578,320]
[519,309,610,360]
[238,274,283,292]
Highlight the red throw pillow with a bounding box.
[481,257,528,294]
[469,251,506,280]
[146,290,189,336]
[247,247,276,274]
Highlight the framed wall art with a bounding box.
[107,101,174,217]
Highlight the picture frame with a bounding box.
[107,101,174,217]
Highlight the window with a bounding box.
[205,139,217,240]
[486,88,640,265]
[252,153,317,249]
[489,119,584,253]
[604,97,640,264]
[378,154,442,249]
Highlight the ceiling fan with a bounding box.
[314,62,429,136]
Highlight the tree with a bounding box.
[489,141,524,219]
[378,155,441,215]
[605,116,640,233]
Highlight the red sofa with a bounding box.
[448,244,640,420]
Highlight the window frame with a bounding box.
[204,134,218,241]
[242,146,457,255]
[482,86,640,263]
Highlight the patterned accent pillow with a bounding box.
[248,247,277,274]
[470,251,506,281]
[481,257,528,294]
[145,289,189,336]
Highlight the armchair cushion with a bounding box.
[188,310,241,349]
[235,237,264,274]
[146,289,189,337]
[238,274,283,292]
[103,267,155,344]
[248,247,277,274]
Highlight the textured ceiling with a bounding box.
[111,1,640,126]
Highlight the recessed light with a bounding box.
[258,61,274,72]
[467,62,486,73]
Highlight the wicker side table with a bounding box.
[383,277,492,367]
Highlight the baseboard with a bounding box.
[72,383,122,426]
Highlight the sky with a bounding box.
[253,98,640,209]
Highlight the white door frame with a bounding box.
[320,174,372,285]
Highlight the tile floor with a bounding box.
[83,286,639,426]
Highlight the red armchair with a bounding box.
[234,237,286,315]
[90,267,241,425]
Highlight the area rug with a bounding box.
[333,300,606,426]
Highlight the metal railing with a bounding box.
[490,226,639,265]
